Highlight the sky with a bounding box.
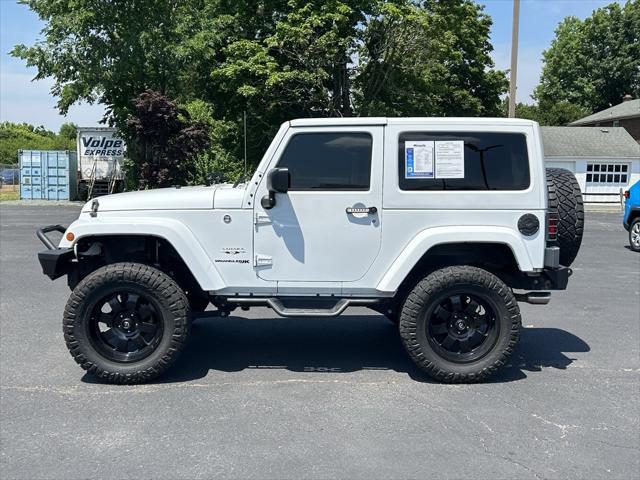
[0,0,625,132]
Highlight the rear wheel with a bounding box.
[399,266,521,383]
[63,262,191,384]
[630,218,640,252]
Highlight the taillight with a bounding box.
[547,211,558,242]
[624,190,630,199]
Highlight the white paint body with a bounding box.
[60,118,548,297]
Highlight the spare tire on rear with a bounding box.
[546,168,584,266]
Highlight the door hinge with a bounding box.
[255,254,273,267]
[254,212,272,225]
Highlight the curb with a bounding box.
[584,204,623,213]
[0,200,84,207]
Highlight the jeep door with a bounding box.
[253,126,383,283]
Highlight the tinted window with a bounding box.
[398,132,530,190]
[277,133,372,190]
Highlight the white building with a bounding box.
[541,126,640,203]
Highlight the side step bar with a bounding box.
[515,292,551,305]
[226,297,379,317]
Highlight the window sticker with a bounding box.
[405,141,434,178]
[435,140,464,179]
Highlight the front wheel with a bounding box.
[629,218,640,252]
[399,266,521,383]
[63,263,191,384]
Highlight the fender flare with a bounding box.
[624,207,640,230]
[59,216,225,291]
[376,226,535,293]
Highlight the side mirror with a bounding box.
[268,168,290,193]
[261,168,290,209]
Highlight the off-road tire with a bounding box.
[399,266,521,383]
[546,168,584,266]
[629,218,640,252]
[63,262,191,384]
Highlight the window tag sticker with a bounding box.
[435,140,464,179]
[405,141,434,178]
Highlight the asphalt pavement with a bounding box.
[0,203,638,479]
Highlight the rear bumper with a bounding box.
[510,266,572,291]
[38,248,75,280]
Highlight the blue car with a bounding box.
[0,168,19,186]
[624,180,640,252]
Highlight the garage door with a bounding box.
[545,161,576,173]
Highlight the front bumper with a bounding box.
[38,248,75,280]
[36,224,75,280]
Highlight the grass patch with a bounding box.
[0,190,20,201]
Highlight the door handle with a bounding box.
[346,206,377,215]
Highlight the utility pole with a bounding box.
[243,110,247,180]
[508,0,520,118]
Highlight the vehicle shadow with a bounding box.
[489,324,591,383]
[81,314,590,385]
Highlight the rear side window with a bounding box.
[277,132,372,190]
[398,132,530,190]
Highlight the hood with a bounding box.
[81,184,246,212]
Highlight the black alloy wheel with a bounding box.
[398,265,521,383]
[88,290,164,363]
[64,263,191,384]
[426,292,499,363]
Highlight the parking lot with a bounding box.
[0,203,638,479]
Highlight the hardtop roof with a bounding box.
[289,117,538,127]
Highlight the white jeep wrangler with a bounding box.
[38,117,583,384]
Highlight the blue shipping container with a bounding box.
[19,150,78,201]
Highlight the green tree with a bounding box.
[124,90,210,189]
[201,0,371,162]
[535,1,640,113]
[12,0,188,125]
[506,101,589,126]
[0,122,75,164]
[355,0,507,116]
[13,0,508,185]
[58,122,77,140]
[183,100,244,185]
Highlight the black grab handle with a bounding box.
[36,225,67,250]
[346,206,378,215]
